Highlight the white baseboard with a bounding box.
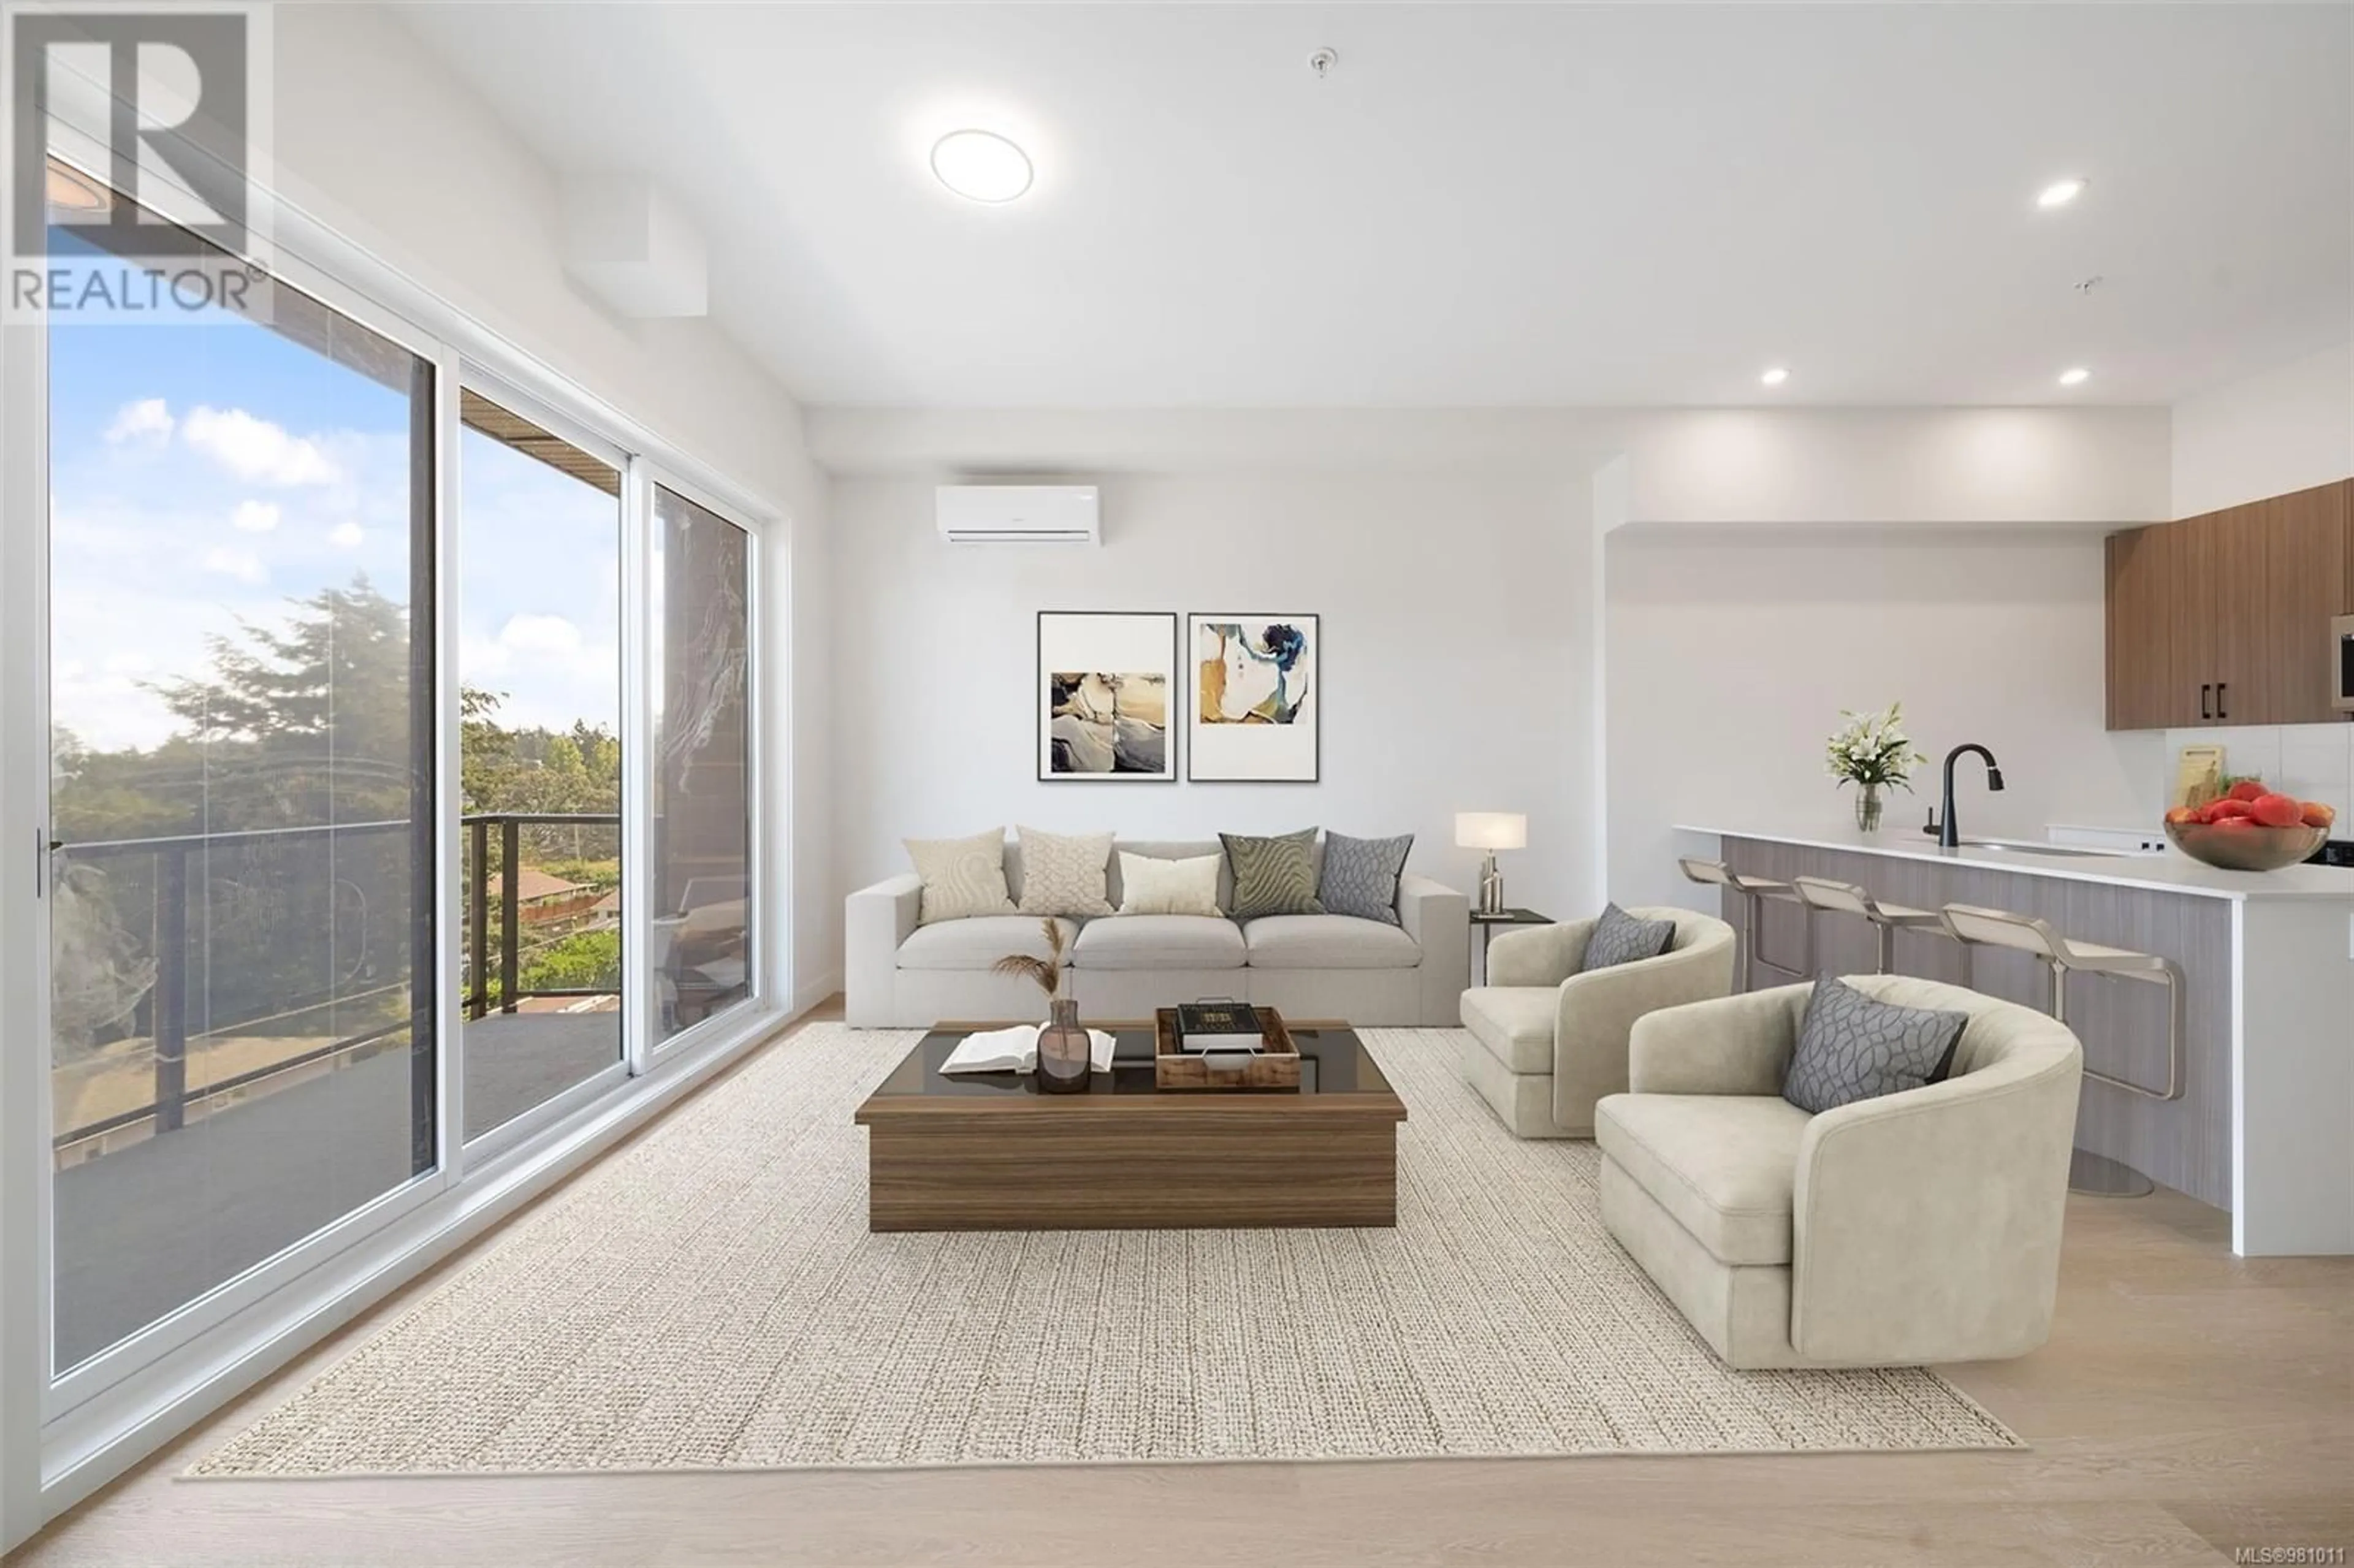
[793,972,844,1015]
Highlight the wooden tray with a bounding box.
[1153,1007,1301,1092]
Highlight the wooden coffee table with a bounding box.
[851,1019,1406,1231]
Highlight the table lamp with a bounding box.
[1455,812,1526,917]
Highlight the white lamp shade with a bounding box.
[1454,812,1527,851]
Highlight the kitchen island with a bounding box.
[1677,823,2354,1257]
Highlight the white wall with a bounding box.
[271,3,837,1002]
[1604,530,2165,912]
[831,473,1595,913]
[2171,342,2353,517]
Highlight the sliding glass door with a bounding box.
[44,182,438,1374]
[455,390,627,1144]
[647,482,755,1045]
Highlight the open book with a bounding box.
[940,1024,1119,1076]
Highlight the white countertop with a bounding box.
[1677,821,2354,902]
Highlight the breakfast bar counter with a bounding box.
[1677,823,2354,1257]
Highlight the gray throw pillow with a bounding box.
[1317,831,1412,926]
[1221,829,1323,920]
[1578,902,1675,972]
[1782,975,1970,1116]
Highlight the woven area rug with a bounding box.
[191,1024,2019,1477]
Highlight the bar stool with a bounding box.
[1940,903,2184,1198]
[1678,856,1811,992]
[1789,875,1971,983]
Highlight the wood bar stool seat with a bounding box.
[1678,856,1810,992]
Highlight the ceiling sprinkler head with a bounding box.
[1308,47,1338,79]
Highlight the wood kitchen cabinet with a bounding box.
[2104,478,2354,730]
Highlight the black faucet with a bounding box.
[1927,744,2006,848]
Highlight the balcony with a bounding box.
[48,812,625,1372]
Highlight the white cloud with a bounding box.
[200,546,267,584]
[498,613,584,656]
[231,499,280,534]
[181,405,341,487]
[104,398,175,447]
[328,520,365,549]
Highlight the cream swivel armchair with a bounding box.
[1458,907,1737,1138]
[1596,976,2083,1369]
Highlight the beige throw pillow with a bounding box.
[1015,827,1116,918]
[903,829,1016,924]
[1116,852,1223,916]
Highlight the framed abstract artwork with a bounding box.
[1037,611,1178,782]
[1187,613,1320,782]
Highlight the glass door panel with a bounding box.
[648,484,753,1042]
[457,391,625,1142]
[45,181,436,1373]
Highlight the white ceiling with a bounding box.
[397,3,2352,409]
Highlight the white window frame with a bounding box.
[2,142,796,1538]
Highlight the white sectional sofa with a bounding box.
[846,837,1468,1027]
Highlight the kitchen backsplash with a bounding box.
[2160,723,2354,827]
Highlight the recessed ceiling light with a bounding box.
[929,130,1033,204]
[44,162,110,215]
[2058,367,2091,387]
[2036,177,2087,209]
[1759,367,1789,386]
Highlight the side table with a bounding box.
[1468,907,1552,986]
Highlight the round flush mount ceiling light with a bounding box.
[2057,366,2091,387]
[930,130,1034,204]
[2036,177,2087,209]
[44,162,111,215]
[1759,366,1790,386]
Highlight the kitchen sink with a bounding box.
[1956,838,2124,860]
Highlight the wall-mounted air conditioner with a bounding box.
[936,484,1100,545]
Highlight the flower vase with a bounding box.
[1854,783,1884,834]
[1035,997,1092,1094]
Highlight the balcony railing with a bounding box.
[50,811,620,1154]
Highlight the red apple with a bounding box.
[2303,801,2338,830]
[2226,780,2269,804]
[2250,793,2304,828]
[2164,805,2198,826]
[2209,797,2255,821]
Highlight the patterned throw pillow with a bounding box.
[1317,831,1412,926]
[1116,852,1223,916]
[902,829,1016,925]
[1578,903,1676,972]
[1221,829,1324,920]
[1015,826,1115,918]
[1782,975,1970,1115]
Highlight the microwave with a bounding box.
[2339,615,2354,714]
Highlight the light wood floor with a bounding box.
[10,1002,2350,1568]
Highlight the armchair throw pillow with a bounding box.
[1577,902,1675,972]
[1782,975,1969,1115]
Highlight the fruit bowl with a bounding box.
[2163,820,2327,873]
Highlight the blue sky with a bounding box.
[48,278,619,753]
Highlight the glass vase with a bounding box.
[1035,997,1092,1094]
[1854,783,1884,834]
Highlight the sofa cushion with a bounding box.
[1594,1094,1810,1266]
[1244,913,1420,970]
[1072,915,1246,970]
[1782,975,1968,1114]
[902,828,1016,924]
[1221,829,1324,919]
[1317,831,1412,926]
[1579,902,1675,972]
[1013,826,1115,918]
[1116,852,1223,916]
[898,915,1078,972]
[1458,986,1558,1074]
